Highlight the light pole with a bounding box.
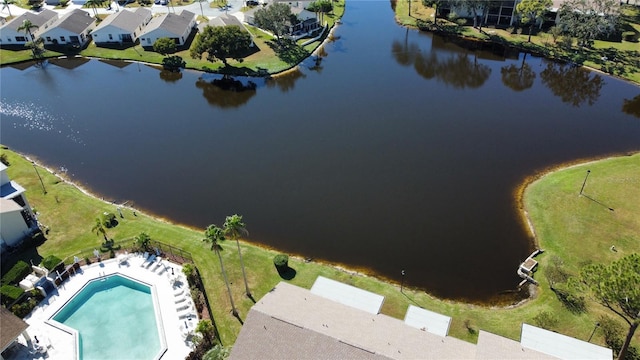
[579,169,590,195]
[401,269,406,293]
[32,162,47,194]
[588,322,600,342]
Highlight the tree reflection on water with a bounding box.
[540,60,604,107]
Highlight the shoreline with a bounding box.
[20,147,640,310]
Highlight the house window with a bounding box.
[15,36,26,42]
[108,34,113,40]
[60,36,65,42]
[46,37,52,42]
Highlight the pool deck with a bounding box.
[5,254,197,360]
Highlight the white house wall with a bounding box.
[93,24,140,43]
[140,28,189,46]
[40,25,93,46]
[0,208,29,250]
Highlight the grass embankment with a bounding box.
[2,147,639,350]
[0,2,345,75]
[395,1,640,84]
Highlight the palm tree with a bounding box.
[91,218,108,241]
[1,0,16,18]
[203,224,238,317]
[223,214,251,298]
[85,0,103,16]
[17,19,38,42]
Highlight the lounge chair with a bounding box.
[176,300,193,312]
[144,254,156,268]
[175,294,188,304]
[139,252,149,266]
[150,257,163,272]
[174,287,185,297]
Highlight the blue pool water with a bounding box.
[52,275,162,360]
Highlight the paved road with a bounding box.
[1,0,245,19]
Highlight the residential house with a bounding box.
[197,13,245,32]
[38,9,96,47]
[92,8,152,45]
[243,2,319,37]
[0,9,58,45]
[0,163,38,256]
[138,10,195,48]
[0,308,30,358]
[230,280,613,360]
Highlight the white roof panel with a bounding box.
[404,305,451,337]
[310,276,384,315]
[521,323,613,360]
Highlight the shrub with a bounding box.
[153,37,176,55]
[1,285,25,306]
[622,31,637,42]
[101,212,117,228]
[273,254,289,269]
[533,311,558,330]
[162,55,186,72]
[1,260,32,285]
[0,153,9,166]
[41,255,63,271]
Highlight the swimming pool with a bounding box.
[51,274,165,360]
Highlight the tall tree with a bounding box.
[85,0,104,16]
[91,218,108,241]
[190,25,252,66]
[224,214,251,299]
[421,0,449,26]
[558,0,620,48]
[253,3,292,43]
[1,0,16,17]
[515,0,552,42]
[458,0,498,32]
[572,254,640,360]
[17,19,38,42]
[203,224,238,317]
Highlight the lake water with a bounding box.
[1,1,638,303]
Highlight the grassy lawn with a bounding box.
[2,146,639,351]
[394,2,640,85]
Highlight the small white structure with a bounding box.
[138,10,195,48]
[404,305,452,337]
[0,9,58,45]
[39,9,95,47]
[520,323,613,360]
[310,276,385,315]
[92,8,152,45]
[0,163,38,256]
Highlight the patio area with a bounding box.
[2,254,198,360]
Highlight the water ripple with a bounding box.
[0,99,84,145]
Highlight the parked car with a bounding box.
[160,0,167,5]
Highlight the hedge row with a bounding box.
[1,284,25,306]
[1,260,31,285]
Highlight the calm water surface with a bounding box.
[1,2,639,302]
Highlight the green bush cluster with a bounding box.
[1,285,25,306]
[1,260,31,285]
[273,254,288,268]
[101,212,117,228]
[41,255,63,271]
[10,289,43,318]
